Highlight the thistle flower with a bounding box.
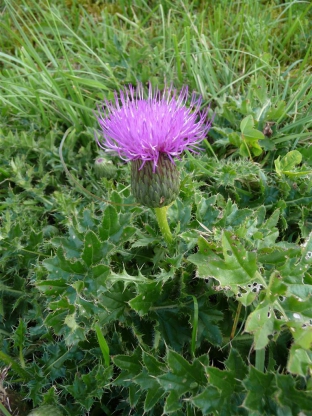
[97,83,212,208]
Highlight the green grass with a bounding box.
[1,0,312,415]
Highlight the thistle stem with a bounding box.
[154,206,173,246]
[255,348,265,372]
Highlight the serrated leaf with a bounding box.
[0,351,32,381]
[64,314,86,345]
[65,365,112,410]
[207,367,235,397]
[98,282,134,325]
[190,387,221,415]
[275,373,312,413]
[91,264,110,286]
[82,230,110,266]
[98,205,120,241]
[189,231,263,288]
[129,384,141,408]
[51,227,83,258]
[113,348,142,387]
[144,387,165,412]
[142,352,165,375]
[12,318,26,350]
[224,348,248,383]
[154,309,190,351]
[242,367,276,414]
[36,279,69,296]
[111,225,136,245]
[129,281,162,316]
[164,389,182,413]
[45,310,70,334]
[133,353,165,411]
[157,350,206,398]
[43,247,86,279]
[134,369,160,391]
[290,323,312,350]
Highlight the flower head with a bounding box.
[96,83,212,171]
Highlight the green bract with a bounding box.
[131,154,180,208]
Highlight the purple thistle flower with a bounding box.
[96,83,212,172]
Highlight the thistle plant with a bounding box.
[96,83,212,245]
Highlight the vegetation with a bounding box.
[0,0,312,414]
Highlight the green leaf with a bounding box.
[36,279,69,296]
[275,373,312,413]
[190,387,221,415]
[189,231,263,289]
[94,323,110,367]
[244,302,275,349]
[134,353,165,411]
[164,389,182,413]
[144,388,165,413]
[43,247,86,279]
[45,310,71,335]
[134,368,161,391]
[267,100,286,120]
[287,345,312,376]
[0,351,32,381]
[64,313,86,345]
[242,367,276,414]
[98,282,134,325]
[143,352,164,373]
[12,318,26,350]
[98,205,120,241]
[240,115,254,132]
[240,115,265,141]
[275,150,302,176]
[113,348,142,387]
[154,308,191,351]
[91,264,110,286]
[224,348,248,383]
[188,299,223,346]
[207,367,235,397]
[129,281,162,316]
[65,365,113,410]
[82,230,111,266]
[51,227,83,258]
[192,367,241,416]
[240,115,265,156]
[157,350,206,398]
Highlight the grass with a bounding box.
[1,0,312,415]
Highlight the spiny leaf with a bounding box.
[275,373,312,413]
[190,387,221,415]
[157,350,206,398]
[82,230,112,266]
[128,281,162,316]
[189,230,264,288]
[242,367,276,414]
[98,205,120,241]
[43,247,86,279]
